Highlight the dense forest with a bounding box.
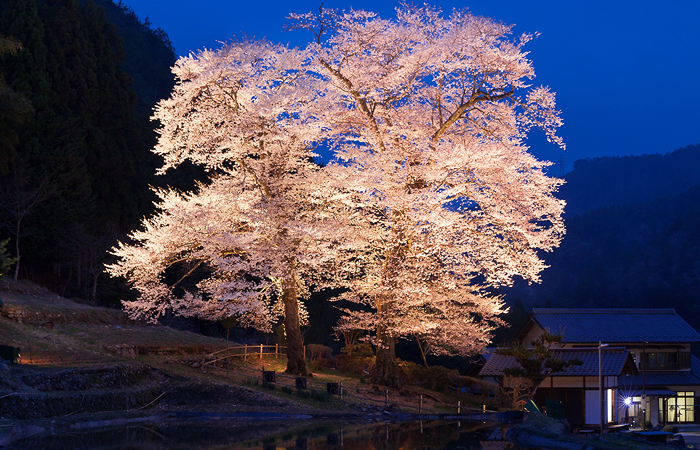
[0,0,181,302]
[502,144,700,336]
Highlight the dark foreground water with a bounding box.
[4,419,521,450]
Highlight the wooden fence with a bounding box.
[201,348,491,415]
[208,344,289,362]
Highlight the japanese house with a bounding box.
[479,308,700,426]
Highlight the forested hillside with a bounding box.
[0,0,176,303]
[502,144,700,334]
[559,144,700,217]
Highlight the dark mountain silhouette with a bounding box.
[560,144,700,217]
[502,144,700,334]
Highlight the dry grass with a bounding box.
[0,280,490,415]
[0,281,228,367]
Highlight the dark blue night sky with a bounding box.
[123,0,700,172]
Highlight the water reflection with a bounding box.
[264,421,519,450]
[5,420,521,450]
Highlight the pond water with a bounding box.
[4,419,522,450]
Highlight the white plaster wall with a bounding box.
[648,396,659,426]
[521,324,544,346]
[586,390,601,425]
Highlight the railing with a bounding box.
[209,344,288,362]
[201,349,492,415]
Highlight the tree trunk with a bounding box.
[415,336,429,368]
[281,275,309,376]
[91,269,101,301]
[13,219,21,281]
[372,296,400,387]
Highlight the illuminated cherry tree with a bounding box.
[109,5,566,384]
[290,5,565,385]
[107,41,337,375]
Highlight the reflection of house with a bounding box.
[479,308,700,427]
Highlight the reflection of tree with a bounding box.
[273,420,494,450]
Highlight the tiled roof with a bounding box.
[479,349,632,377]
[528,308,700,343]
[618,355,700,388]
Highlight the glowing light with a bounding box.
[624,397,632,406]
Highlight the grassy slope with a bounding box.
[0,280,493,421]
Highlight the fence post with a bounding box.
[244,344,247,362]
[303,345,306,359]
[483,404,486,413]
[419,395,423,414]
[457,400,461,414]
[260,344,263,359]
[275,343,278,359]
[339,382,343,400]
[385,390,388,408]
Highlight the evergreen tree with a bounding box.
[0,0,172,300]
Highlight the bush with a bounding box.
[397,360,455,391]
[307,344,333,360]
[336,354,374,375]
[281,386,293,395]
[311,357,332,371]
[340,342,374,356]
[294,389,332,402]
[0,239,16,280]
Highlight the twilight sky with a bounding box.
[123,0,700,172]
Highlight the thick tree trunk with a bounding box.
[372,296,400,387]
[281,275,310,376]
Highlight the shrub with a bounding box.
[340,342,374,356]
[336,354,374,374]
[397,360,456,391]
[307,344,333,360]
[0,239,16,280]
[297,389,311,399]
[311,357,331,371]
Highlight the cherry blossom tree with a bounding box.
[107,40,338,375]
[290,5,565,385]
[109,4,566,385]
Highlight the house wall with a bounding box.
[586,389,600,425]
[584,388,616,425]
[655,386,699,425]
[552,377,582,388]
[533,376,618,426]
